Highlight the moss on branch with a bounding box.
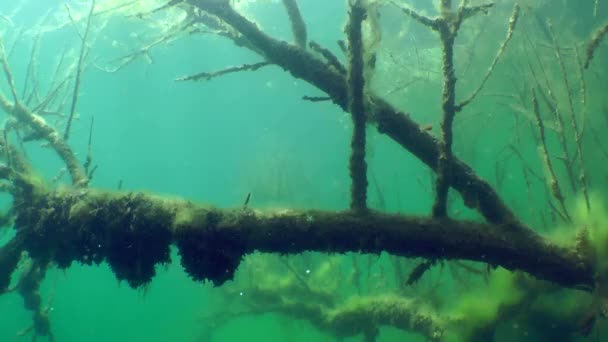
[6,189,593,289]
[346,0,369,212]
[190,0,516,224]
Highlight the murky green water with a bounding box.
[1,0,607,341]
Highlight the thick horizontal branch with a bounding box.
[11,189,593,289]
[189,0,516,225]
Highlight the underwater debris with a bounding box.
[584,21,608,69]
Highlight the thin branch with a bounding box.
[137,0,183,17]
[0,39,20,105]
[64,0,95,141]
[65,4,85,40]
[547,21,590,211]
[531,87,570,222]
[309,41,346,75]
[175,62,270,82]
[406,259,436,286]
[302,95,331,102]
[573,46,587,138]
[389,1,439,30]
[83,116,94,176]
[21,31,42,102]
[457,3,519,111]
[63,0,95,141]
[281,0,307,49]
[458,2,494,23]
[100,16,200,74]
[522,31,577,192]
[584,21,608,69]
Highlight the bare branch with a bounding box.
[547,21,590,211]
[302,95,331,102]
[530,87,570,222]
[0,39,19,105]
[389,1,439,30]
[309,41,346,75]
[175,62,270,82]
[584,21,608,69]
[64,0,95,141]
[457,3,519,110]
[65,4,85,40]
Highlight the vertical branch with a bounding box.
[457,4,520,110]
[531,88,571,222]
[281,0,307,49]
[573,46,587,139]
[0,39,19,105]
[432,15,457,218]
[83,116,94,176]
[547,21,590,211]
[522,31,577,193]
[21,31,41,104]
[346,0,368,212]
[391,1,495,216]
[595,0,600,17]
[64,0,95,141]
[584,22,608,69]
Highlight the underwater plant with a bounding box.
[0,0,608,340]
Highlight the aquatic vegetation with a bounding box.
[0,0,607,340]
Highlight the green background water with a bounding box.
[0,0,607,341]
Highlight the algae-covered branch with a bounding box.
[1,0,608,341]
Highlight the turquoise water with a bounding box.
[0,0,607,341]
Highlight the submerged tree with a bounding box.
[1,0,608,340]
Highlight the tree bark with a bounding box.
[11,189,593,289]
[189,0,516,225]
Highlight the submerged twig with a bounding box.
[531,88,570,222]
[83,116,94,177]
[547,21,590,211]
[406,259,436,286]
[302,95,331,102]
[457,3,520,110]
[522,30,577,193]
[64,0,95,141]
[0,39,19,105]
[175,62,270,82]
[584,22,608,69]
[573,46,587,138]
[309,41,346,75]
